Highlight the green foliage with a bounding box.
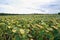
[0,14,60,40]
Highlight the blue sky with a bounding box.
[0,0,60,14]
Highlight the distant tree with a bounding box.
[0,13,9,15]
[58,12,60,15]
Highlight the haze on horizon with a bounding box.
[0,0,60,14]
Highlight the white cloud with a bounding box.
[0,4,45,14]
[0,0,60,14]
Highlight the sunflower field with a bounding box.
[0,14,60,40]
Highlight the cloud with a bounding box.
[0,0,60,14]
[0,4,45,14]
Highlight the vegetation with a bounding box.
[0,14,60,40]
[58,12,60,15]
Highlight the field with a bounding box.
[0,14,60,40]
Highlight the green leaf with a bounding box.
[15,35,21,40]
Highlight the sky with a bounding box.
[0,0,60,14]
